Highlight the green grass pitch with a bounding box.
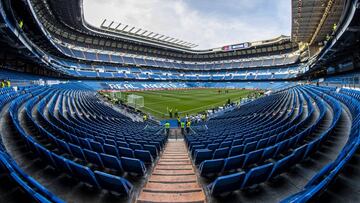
[106,89,259,119]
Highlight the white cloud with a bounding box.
[83,0,291,49]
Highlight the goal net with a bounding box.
[127,94,144,109]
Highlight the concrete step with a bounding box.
[156,164,194,170]
[149,174,197,183]
[153,169,194,175]
[137,141,205,203]
[137,191,206,203]
[158,161,191,165]
[142,182,202,193]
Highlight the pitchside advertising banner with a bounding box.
[222,42,251,51]
[101,82,188,90]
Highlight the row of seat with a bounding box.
[282,86,360,202]
[0,86,65,203]
[192,85,347,197]
[5,84,164,199]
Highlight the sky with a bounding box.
[83,0,291,50]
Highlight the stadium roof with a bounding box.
[84,0,292,50]
[291,0,346,44]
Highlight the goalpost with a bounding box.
[127,94,144,109]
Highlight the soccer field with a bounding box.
[106,88,259,119]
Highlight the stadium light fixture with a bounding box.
[129,27,135,33]
[122,25,128,31]
[108,21,114,28]
[100,19,107,27]
[115,23,122,30]
[135,29,142,34]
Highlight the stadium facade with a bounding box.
[0,0,359,203]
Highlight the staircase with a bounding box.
[137,141,206,203]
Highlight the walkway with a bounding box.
[137,141,206,203]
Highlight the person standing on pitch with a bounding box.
[177,116,181,127]
[165,121,170,137]
[169,108,173,118]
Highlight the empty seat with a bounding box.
[220,141,232,148]
[100,153,123,171]
[94,171,133,196]
[292,145,307,163]
[194,149,213,165]
[261,145,278,162]
[129,143,142,150]
[143,145,158,158]
[118,147,134,158]
[83,149,103,168]
[223,154,246,172]
[270,154,295,178]
[274,140,289,157]
[134,150,153,164]
[199,159,225,177]
[89,141,104,153]
[256,138,268,150]
[241,163,274,189]
[67,160,100,188]
[116,141,129,148]
[207,172,246,196]
[229,145,244,156]
[120,157,146,176]
[103,144,119,157]
[207,143,220,150]
[68,143,86,160]
[243,149,264,168]
[56,139,71,155]
[243,141,257,153]
[212,147,230,159]
[51,153,72,174]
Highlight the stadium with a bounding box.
[0,0,359,202]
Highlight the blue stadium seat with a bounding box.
[89,141,104,153]
[83,149,103,168]
[120,157,146,176]
[56,139,71,155]
[118,147,134,158]
[223,154,246,173]
[241,163,274,189]
[143,145,158,158]
[261,145,278,162]
[229,145,244,156]
[270,154,295,178]
[194,149,213,165]
[68,143,86,160]
[100,153,123,171]
[207,172,246,196]
[134,150,153,164]
[103,144,119,157]
[199,159,225,177]
[212,147,230,159]
[33,193,52,203]
[207,143,220,151]
[243,149,264,168]
[219,141,232,148]
[51,153,72,174]
[67,160,100,188]
[94,171,133,196]
[243,141,257,153]
[129,143,142,150]
[292,145,307,163]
